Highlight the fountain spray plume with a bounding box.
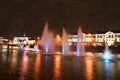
[76,27,85,56]
[103,42,113,60]
[62,28,69,55]
[41,22,54,53]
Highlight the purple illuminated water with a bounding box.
[77,27,85,56]
[24,45,30,51]
[62,28,70,55]
[41,22,54,53]
[19,44,24,49]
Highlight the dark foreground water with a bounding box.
[0,48,120,80]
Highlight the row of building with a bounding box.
[2,31,120,47]
[68,31,120,46]
[0,37,9,44]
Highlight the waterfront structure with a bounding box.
[0,37,8,44]
[13,37,35,45]
[12,31,120,47]
[68,31,120,46]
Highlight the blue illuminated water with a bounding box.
[103,43,113,60]
[103,48,113,60]
[34,45,39,52]
[104,60,111,80]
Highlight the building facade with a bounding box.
[13,37,35,45]
[68,31,120,46]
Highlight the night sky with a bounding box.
[0,0,120,39]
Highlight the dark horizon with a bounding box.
[0,0,120,39]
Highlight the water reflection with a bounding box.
[19,51,29,80]
[117,62,120,80]
[85,52,94,80]
[53,55,62,80]
[34,53,41,80]
[104,60,110,80]
[1,52,7,63]
[8,50,18,70]
[1,49,120,80]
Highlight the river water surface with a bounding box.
[0,48,120,80]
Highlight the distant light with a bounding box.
[37,37,40,39]
[56,35,61,40]
[56,35,60,38]
[88,33,92,36]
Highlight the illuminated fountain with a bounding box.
[41,22,54,53]
[102,42,113,60]
[62,28,70,55]
[19,45,24,50]
[24,44,30,51]
[76,27,85,56]
[34,45,40,52]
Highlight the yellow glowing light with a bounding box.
[37,37,40,39]
[88,33,92,36]
[56,35,61,40]
[55,35,61,44]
